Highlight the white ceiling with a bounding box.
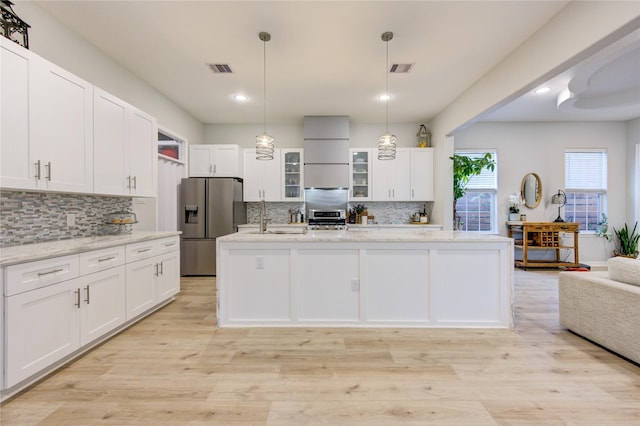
[31,1,639,125]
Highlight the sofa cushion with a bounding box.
[607,256,640,286]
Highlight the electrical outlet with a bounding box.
[351,279,360,291]
[256,256,264,269]
[66,213,76,227]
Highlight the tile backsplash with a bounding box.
[0,190,133,247]
[247,201,433,225]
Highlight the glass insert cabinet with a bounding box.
[282,149,303,201]
[350,149,372,201]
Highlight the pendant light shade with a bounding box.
[256,31,274,160]
[378,31,396,160]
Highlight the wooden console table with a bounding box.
[507,222,580,268]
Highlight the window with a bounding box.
[455,150,498,232]
[564,149,607,231]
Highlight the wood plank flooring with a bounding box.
[1,269,638,425]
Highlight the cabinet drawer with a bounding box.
[156,236,179,254]
[126,240,158,262]
[79,246,125,275]
[5,254,80,297]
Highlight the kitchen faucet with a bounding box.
[259,199,268,234]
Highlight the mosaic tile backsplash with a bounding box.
[0,191,133,247]
[247,201,433,225]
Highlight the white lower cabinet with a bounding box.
[2,235,180,395]
[5,279,80,387]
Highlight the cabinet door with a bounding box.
[392,148,411,201]
[282,149,304,201]
[128,108,156,197]
[0,39,33,190]
[5,280,80,387]
[350,149,372,201]
[93,88,128,195]
[29,54,93,193]
[189,145,214,177]
[411,148,434,201]
[125,258,157,320]
[156,251,180,301]
[243,149,282,201]
[213,145,242,177]
[79,266,126,346]
[372,153,393,201]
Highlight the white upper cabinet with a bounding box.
[243,148,282,201]
[282,149,304,201]
[189,145,242,178]
[410,148,434,201]
[29,53,93,193]
[372,148,411,201]
[349,149,372,201]
[94,88,156,197]
[0,38,32,190]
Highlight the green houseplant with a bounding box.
[450,153,495,230]
[613,222,639,258]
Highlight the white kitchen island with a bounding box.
[216,230,514,328]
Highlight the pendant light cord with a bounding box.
[385,38,389,133]
[263,37,267,134]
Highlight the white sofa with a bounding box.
[558,256,640,364]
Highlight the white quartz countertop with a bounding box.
[219,229,511,243]
[0,231,181,266]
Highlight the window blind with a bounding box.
[565,149,607,191]
[456,150,497,189]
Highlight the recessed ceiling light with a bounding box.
[534,87,551,94]
[233,94,248,102]
[378,94,391,101]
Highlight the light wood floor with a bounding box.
[1,269,638,425]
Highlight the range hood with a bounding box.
[303,116,349,189]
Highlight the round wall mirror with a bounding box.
[521,173,542,208]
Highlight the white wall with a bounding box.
[429,2,640,229]
[16,2,204,146]
[627,118,640,224]
[204,122,425,149]
[455,121,628,264]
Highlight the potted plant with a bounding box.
[508,193,523,221]
[613,221,639,258]
[595,213,612,241]
[450,153,496,230]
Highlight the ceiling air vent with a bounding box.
[389,63,414,73]
[207,63,233,74]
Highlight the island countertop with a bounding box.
[218,229,510,243]
[0,231,181,266]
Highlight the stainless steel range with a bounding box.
[305,188,348,229]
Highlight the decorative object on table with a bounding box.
[255,31,275,160]
[521,172,542,208]
[613,221,639,258]
[417,124,431,148]
[508,192,523,221]
[450,153,495,230]
[0,0,30,48]
[377,31,397,160]
[595,213,612,241]
[520,214,527,221]
[551,189,567,222]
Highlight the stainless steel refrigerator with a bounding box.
[179,177,246,275]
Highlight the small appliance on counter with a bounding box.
[107,210,138,224]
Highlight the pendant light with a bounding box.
[377,31,397,160]
[256,31,274,160]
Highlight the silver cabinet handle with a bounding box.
[163,242,176,247]
[84,285,90,304]
[213,165,217,175]
[38,268,63,277]
[209,164,213,174]
[154,263,159,277]
[35,160,41,180]
[98,256,116,262]
[388,189,391,198]
[132,176,137,189]
[45,162,52,181]
[159,261,164,275]
[392,189,395,198]
[127,175,132,189]
[137,248,151,253]
[74,288,81,308]
[412,189,414,198]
